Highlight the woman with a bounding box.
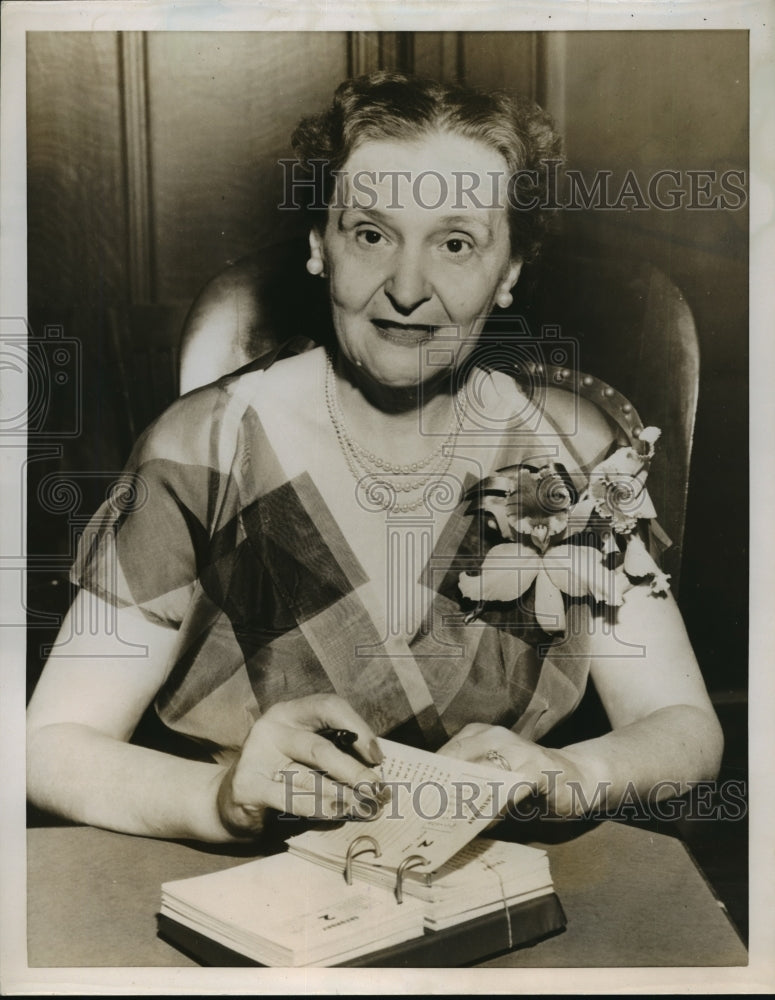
[27,73,722,842]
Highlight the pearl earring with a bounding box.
[306,257,324,276]
[496,290,513,309]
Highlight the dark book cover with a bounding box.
[157,891,566,968]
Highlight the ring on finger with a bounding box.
[272,758,297,783]
[486,749,511,771]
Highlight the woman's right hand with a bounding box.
[215,694,389,838]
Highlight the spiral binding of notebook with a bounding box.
[343,834,433,903]
[339,830,518,953]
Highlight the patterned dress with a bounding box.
[72,343,665,763]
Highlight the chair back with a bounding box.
[508,250,700,590]
[178,241,333,396]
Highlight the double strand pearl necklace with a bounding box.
[324,353,466,513]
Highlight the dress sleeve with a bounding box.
[70,385,231,628]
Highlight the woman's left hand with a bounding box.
[437,723,592,817]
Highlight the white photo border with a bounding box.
[2,0,773,994]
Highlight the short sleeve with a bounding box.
[70,385,232,628]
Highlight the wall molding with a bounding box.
[348,32,414,76]
[536,33,567,139]
[119,32,153,304]
[438,33,463,82]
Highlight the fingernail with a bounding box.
[374,782,392,805]
[361,781,391,806]
[368,739,384,764]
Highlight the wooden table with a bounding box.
[26,819,747,968]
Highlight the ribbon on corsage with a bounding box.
[458,427,670,634]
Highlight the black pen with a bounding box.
[317,728,359,751]
[318,728,387,790]
[317,728,391,819]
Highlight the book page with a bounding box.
[289,738,527,873]
[161,852,424,965]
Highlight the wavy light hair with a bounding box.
[291,71,563,263]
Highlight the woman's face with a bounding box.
[312,131,521,389]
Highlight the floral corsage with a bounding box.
[458,427,670,634]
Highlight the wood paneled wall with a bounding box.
[145,32,349,303]
[28,32,351,311]
[27,33,128,308]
